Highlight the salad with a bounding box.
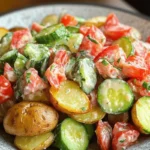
[0,12,150,150]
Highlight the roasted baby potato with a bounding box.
[41,14,59,26]
[84,16,106,27]
[132,96,150,134]
[14,132,54,150]
[50,80,90,114]
[70,106,106,124]
[3,102,59,136]
[0,27,8,39]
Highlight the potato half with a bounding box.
[14,132,54,150]
[3,102,59,136]
[132,96,150,134]
[50,80,90,114]
[70,106,106,124]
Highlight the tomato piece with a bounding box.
[11,29,32,50]
[0,75,13,104]
[95,45,126,69]
[112,122,140,150]
[4,63,17,82]
[128,74,150,97]
[31,22,44,33]
[132,40,148,58]
[113,122,136,136]
[23,68,47,95]
[146,36,150,43]
[79,25,90,35]
[122,55,148,79]
[104,13,131,40]
[45,63,66,89]
[95,121,112,150]
[61,14,78,26]
[95,58,122,79]
[79,26,106,58]
[54,50,69,67]
[94,45,119,63]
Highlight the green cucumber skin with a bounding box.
[74,58,97,94]
[0,49,18,64]
[66,26,79,33]
[14,53,28,74]
[0,32,13,56]
[53,118,89,150]
[98,79,134,114]
[84,124,94,140]
[24,44,50,75]
[35,24,69,44]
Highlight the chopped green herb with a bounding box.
[87,35,99,44]
[142,82,150,91]
[101,59,109,66]
[26,72,31,83]
[117,58,121,63]
[119,139,126,143]
[81,107,86,111]
[50,64,55,71]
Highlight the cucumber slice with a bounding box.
[132,96,150,134]
[98,79,134,114]
[114,37,133,57]
[84,124,94,140]
[66,33,83,53]
[14,53,28,75]
[35,24,68,44]
[0,49,17,64]
[0,32,12,56]
[66,26,79,33]
[65,57,76,79]
[74,58,97,94]
[24,44,50,75]
[24,44,50,62]
[54,118,89,150]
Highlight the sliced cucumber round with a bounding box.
[98,79,134,114]
[54,118,89,150]
[35,24,68,44]
[114,37,133,57]
[0,49,17,64]
[132,96,150,134]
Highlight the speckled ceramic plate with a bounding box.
[0,3,150,150]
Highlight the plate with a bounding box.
[0,3,150,150]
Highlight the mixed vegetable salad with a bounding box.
[0,12,150,150]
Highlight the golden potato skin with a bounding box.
[131,103,147,134]
[14,132,54,150]
[3,102,59,136]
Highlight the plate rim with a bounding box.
[0,2,150,21]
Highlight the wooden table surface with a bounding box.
[0,0,137,14]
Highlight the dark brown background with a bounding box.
[0,0,136,14]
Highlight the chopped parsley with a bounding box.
[119,139,126,143]
[142,82,150,91]
[87,35,99,44]
[101,59,109,66]
[81,107,86,111]
[117,58,121,63]
[26,72,31,83]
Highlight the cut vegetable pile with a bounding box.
[1,12,150,150]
